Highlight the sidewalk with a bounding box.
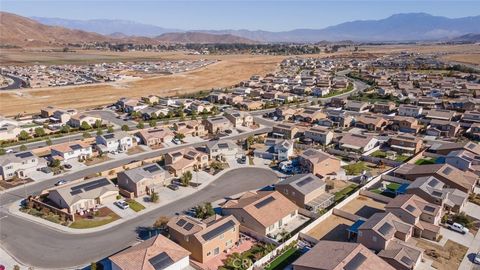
[459,229,480,270]
[8,165,275,234]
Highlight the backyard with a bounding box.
[342,161,370,175]
[69,207,120,229]
[415,239,468,270]
[370,150,409,162]
[415,157,437,165]
[264,246,303,270]
[334,184,359,202]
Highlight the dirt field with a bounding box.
[339,195,386,219]
[415,239,468,270]
[306,215,353,241]
[441,53,480,66]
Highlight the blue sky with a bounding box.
[1,0,479,31]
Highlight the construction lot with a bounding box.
[306,215,353,241]
[339,195,386,219]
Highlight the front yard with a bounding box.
[415,239,468,270]
[69,207,120,229]
[84,155,112,166]
[126,199,146,212]
[342,161,370,175]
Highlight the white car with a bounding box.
[114,200,129,210]
[448,222,469,234]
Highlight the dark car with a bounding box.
[167,184,179,191]
[64,164,72,169]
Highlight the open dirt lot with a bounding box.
[306,215,353,241]
[415,239,468,270]
[339,195,386,219]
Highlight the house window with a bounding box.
[219,234,224,240]
[372,236,377,242]
[185,236,189,242]
[358,231,363,237]
[290,212,295,218]
[214,247,220,255]
[207,251,211,256]
[226,239,233,247]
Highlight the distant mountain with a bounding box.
[155,32,256,44]
[0,12,110,46]
[31,17,179,37]
[451,33,480,43]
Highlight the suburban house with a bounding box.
[164,147,209,176]
[167,215,240,263]
[109,234,191,270]
[141,95,160,104]
[303,126,333,145]
[221,191,300,237]
[173,120,207,137]
[95,131,133,153]
[253,138,294,161]
[357,212,423,270]
[389,116,422,134]
[297,149,340,178]
[138,106,170,120]
[136,128,175,147]
[205,140,239,160]
[202,116,232,134]
[272,123,299,139]
[427,141,480,156]
[292,240,395,270]
[117,163,172,197]
[445,149,480,173]
[462,110,480,123]
[276,173,335,212]
[48,108,78,124]
[293,107,326,123]
[388,134,423,155]
[47,177,118,214]
[374,101,396,114]
[385,194,441,241]
[406,176,468,213]
[345,100,370,112]
[68,114,101,128]
[50,140,93,161]
[275,107,299,120]
[354,114,388,131]
[0,151,39,181]
[224,111,253,127]
[339,133,378,153]
[393,163,477,193]
[426,119,460,138]
[398,104,423,117]
[425,109,456,121]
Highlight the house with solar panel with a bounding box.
[68,113,102,128]
[95,131,133,153]
[167,215,239,263]
[224,111,253,128]
[356,212,423,270]
[136,127,175,147]
[292,240,395,270]
[0,151,39,181]
[50,140,93,161]
[202,116,232,134]
[385,194,441,241]
[109,234,191,270]
[406,176,468,213]
[164,147,208,177]
[253,138,294,161]
[205,140,239,160]
[221,190,302,238]
[276,174,334,212]
[47,176,118,214]
[117,163,172,198]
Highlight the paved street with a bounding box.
[0,167,277,269]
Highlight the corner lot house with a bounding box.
[339,133,378,153]
[202,116,232,134]
[272,123,299,139]
[50,140,93,161]
[0,151,39,181]
[221,190,300,237]
[164,147,208,176]
[224,111,253,127]
[117,163,172,197]
[276,173,334,211]
[205,140,238,159]
[167,215,239,263]
[95,131,133,153]
[298,149,341,177]
[303,126,333,145]
[136,128,174,147]
[109,234,191,270]
[47,177,118,214]
[68,114,101,128]
[388,134,423,155]
[292,240,395,270]
[253,139,294,161]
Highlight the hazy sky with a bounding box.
[1,0,479,31]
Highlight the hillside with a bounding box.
[155,32,256,44]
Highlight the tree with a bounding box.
[178,110,185,120]
[202,108,208,115]
[149,119,157,127]
[246,135,255,149]
[175,133,185,141]
[153,216,169,229]
[34,127,46,137]
[158,112,165,119]
[211,106,219,115]
[50,159,61,168]
[150,112,157,119]
[18,130,30,141]
[94,119,103,129]
[19,144,27,151]
[194,202,215,219]
[96,129,103,136]
[180,171,192,187]
[107,126,114,133]
[83,132,91,138]
[80,121,92,130]
[191,114,197,120]
[137,121,145,129]
[150,191,159,203]
[121,125,129,131]
[46,138,52,146]
[60,125,70,134]
[0,148,5,155]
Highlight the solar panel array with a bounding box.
[343,253,367,270]
[176,219,187,227]
[184,223,194,231]
[15,152,33,158]
[405,204,416,212]
[424,206,436,213]
[427,178,439,187]
[148,252,174,270]
[144,164,161,173]
[296,176,315,187]
[202,220,236,241]
[378,222,393,236]
[103,133,115,139]
[218,143,229,149]
[69,178,111,196]
[400,256,413,266]
[254,196,275,209]
[70,144,83,150]
[442,167,453,175]
[431,191,443,197]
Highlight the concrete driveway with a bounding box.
[464,202,480,220]
[107,202,136,219]
[440,227,475,247]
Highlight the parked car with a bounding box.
[239,155,247,164]
[5,149,13,154]
[114,200,129,210]
[63,164,72,169]
[55,180,68,186]
[225,129,232,134]
[448,222,468,234]
[172,138,182,145]
[39,167,52,173]
[474,252,480,264]
[167,184,179,191]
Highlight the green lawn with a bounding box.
[342,161,369,175]
[264,247,302,270]
[127,199,146,212]
[334,184,358,201]
[69,212,120,229]
[415,158,437,165]
[321,83,354,98]
[386,183,401,191]
[371,189,383,194]
[395,155,410,162]
[371,150,388,158]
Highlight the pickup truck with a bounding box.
[448,222,468,234]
